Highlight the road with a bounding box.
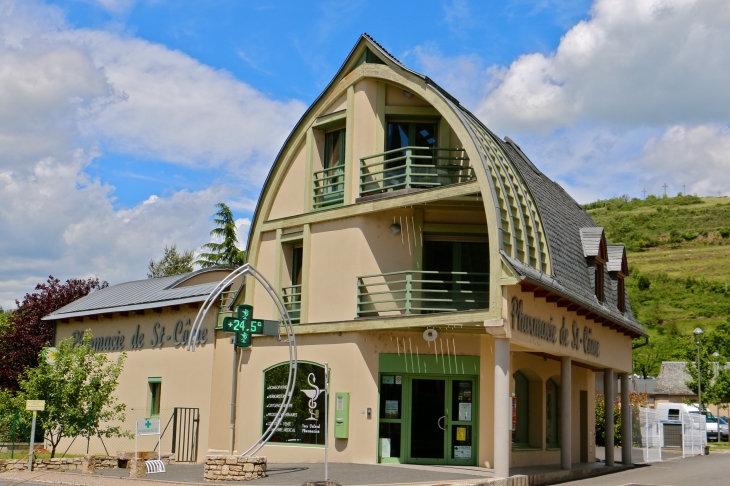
[563,452,729,486]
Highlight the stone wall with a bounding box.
[204,455,267,482]
[0,455,125,473]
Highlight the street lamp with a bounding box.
[713,352,721,377]
[694,327,704,412]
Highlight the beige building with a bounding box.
[44,35,647,477]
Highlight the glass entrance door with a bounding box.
[410,378,446,462]
[403,376,477,465]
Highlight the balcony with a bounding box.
[313,165,344,209]
[359,147,473,198]
[356,270,489,318]
[282,284,302,324]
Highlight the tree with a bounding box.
[148,244,195,278]
[0,307,11,332]
[684,346,720,411]
[195,203,246,268]
[2,331,128,457]
[0,276,108,391]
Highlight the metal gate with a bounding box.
[171,408,200,463]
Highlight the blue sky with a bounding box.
[57,0,594,209]
[1,0,729,307]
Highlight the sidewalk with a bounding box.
[1,463,501,486]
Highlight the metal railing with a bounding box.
[313,165,345,209]
[356,270,489,317]
[218,290,237,313]
[360,147,473,197]
[281,285,302,324]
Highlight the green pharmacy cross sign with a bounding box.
[222,305,266,348]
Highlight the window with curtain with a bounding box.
[546,378,560,448]
[512,371,529,447]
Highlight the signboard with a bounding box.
[222,305,253,333]
[25,400,45,411]
[262,362,326,445]
[136,418,160,436]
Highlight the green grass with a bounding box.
[586,195,730,375]
[0,451,83,459]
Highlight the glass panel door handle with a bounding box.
[437,415,446,431]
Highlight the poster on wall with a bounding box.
[262,361,326,445]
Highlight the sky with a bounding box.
[1,0,729,308]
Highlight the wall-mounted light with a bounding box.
[403,90,414,99]
[390,223,402,235]
[423,328,438,342]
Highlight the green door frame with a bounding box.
[378,372,479,466]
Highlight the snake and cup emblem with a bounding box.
[301,372,323,421]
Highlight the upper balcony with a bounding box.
[311,146,474,210]
[359,146,473,199]
[356,269,489,318]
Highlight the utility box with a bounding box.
[334,392,350,439]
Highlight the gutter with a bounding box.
[632,336,650,350]
[41,295,208,321]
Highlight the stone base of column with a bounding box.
[129,458,146,478]
[81,454,95,474]
[204,455,267,482]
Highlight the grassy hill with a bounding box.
[585,195,730,375]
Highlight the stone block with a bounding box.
[129,458,146,478]
[81,454,95,474]
[225,456,237,465]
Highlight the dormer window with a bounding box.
[617,275,625,312]
[594,236,607,302]
[595,258,604,302]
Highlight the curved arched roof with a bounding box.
[246,33,645,338]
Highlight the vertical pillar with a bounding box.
[620,372,631,465]
[604,368,615,466]
[561,357,572,470]
[493,338,510,478]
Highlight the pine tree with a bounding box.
[148,244,195,278]
[195,203,246,268]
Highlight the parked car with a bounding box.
[719,416,729,441]
[699,412,719,441]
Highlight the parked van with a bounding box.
[656,402,699,422]
[655,403,718,441]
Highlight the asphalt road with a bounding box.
[562,452,730,485]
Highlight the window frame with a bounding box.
[545,378,560,449]
[617,275,625,312]
[148,377,162,418]
[512,371,530,449]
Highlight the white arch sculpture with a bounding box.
[186,264,297,456]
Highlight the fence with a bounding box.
[638,407,662,463]
[53,407,176,458]
[681,411,706,458]
[0,410,32,458]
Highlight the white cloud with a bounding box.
[67,29,305,181]
[478,0,730,133]
[0,0,304,308]
[412,0,730,203]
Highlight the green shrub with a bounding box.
[637,275,651,291]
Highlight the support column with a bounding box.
[620,372,632,465]
[560,357,572,470]
[493,338,510,479]
[604,368,615,466]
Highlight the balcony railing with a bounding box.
[313,165,345,209]
[360,147,473,197]
[356,270,489,318]
[218,290,236,313]
[282,284,302,324]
